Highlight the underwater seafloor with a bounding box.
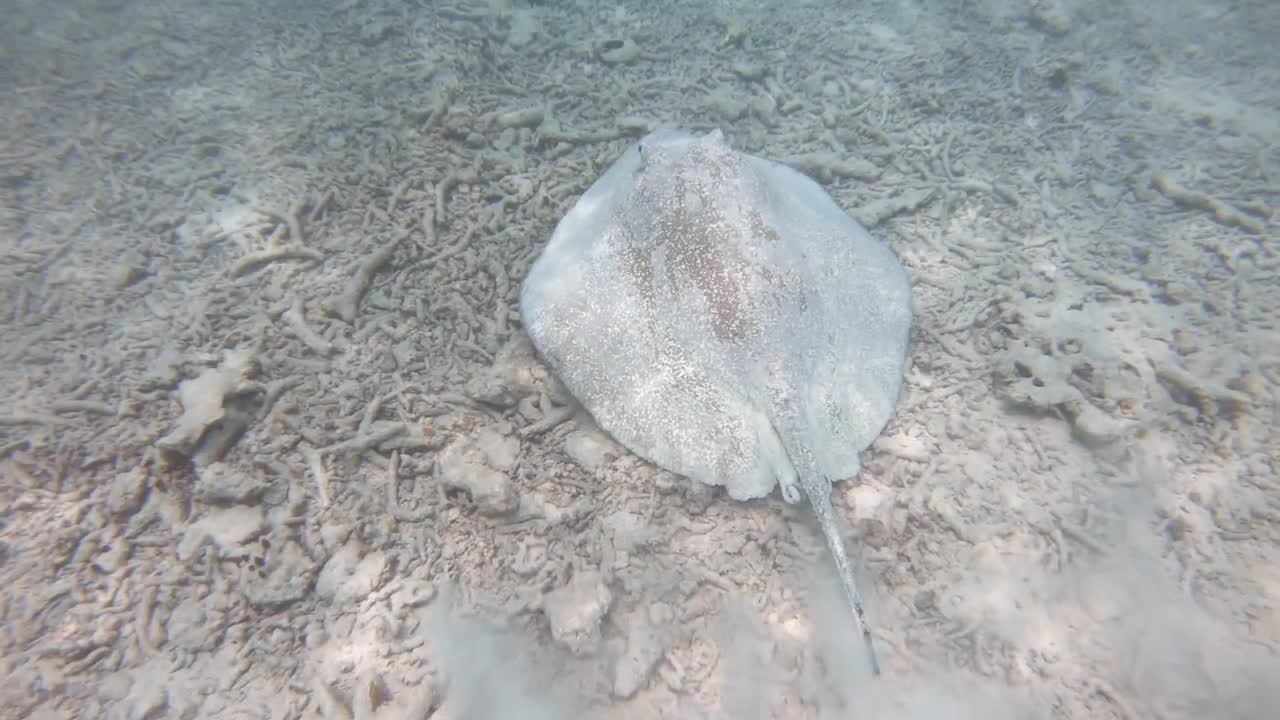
[1,1,1278,718]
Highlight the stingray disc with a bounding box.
[520,128,912,503]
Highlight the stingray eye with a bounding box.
[637,142,645,155]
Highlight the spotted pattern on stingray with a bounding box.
[610,135,808,345]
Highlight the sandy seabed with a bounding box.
[1,1,1278,719]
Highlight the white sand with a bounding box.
[0,1,1276,718]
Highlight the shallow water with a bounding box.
[1,1,1276,718]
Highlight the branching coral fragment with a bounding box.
[1152,173,1265,235]
[227,245,324,278]
[327,230,408,324]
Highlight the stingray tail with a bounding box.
[804,479,882,676]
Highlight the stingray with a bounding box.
[519,128,912,674]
